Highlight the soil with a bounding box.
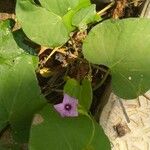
[0,0,15,20]
[0,0,15,13]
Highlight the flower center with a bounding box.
[64,104,72,111]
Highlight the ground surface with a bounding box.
[101,91,150,150]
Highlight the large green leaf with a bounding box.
[72,4,100,29]
[16,0,97,48]
[64,78,92,110]
[0,20,46,142]
[63,0,91,32]
[29,105,110,150]
[83,18,150,99]
[85,122,111,150]
[40,0,80,16]
[13,29,37,56]
[16,0,69,48]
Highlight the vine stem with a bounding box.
[93,69,110,91]
[38,46,48,56]
[86,114,95,148]
[143,94,150,101]
[118,97,130,123]
[56,49,77,58]
[45,47,58,63]
[97,1,115,16]
[45,47,77,64]
[91,64,108,73]
[77,105,95,147]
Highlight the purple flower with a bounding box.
[54,94,78,117]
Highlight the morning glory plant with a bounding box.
[54,93,78,117]
[0,0,149,150]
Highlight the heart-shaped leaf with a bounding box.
[63,0,91,31]
[40,0,80,16]
[16,0,69,48]
[16,0,97,48]
[64,78,92,110]
[0,20,46,142]
[29,105,110,150]
[83,18,150,99]
[72,4,100,29]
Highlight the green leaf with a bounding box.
[64,78,80,97]
[0,143,11,150]
[16,0,96,47]
[0,20,22,61]
[0,20,46,142]
[63,0,91,31]
[0,105,8,133]
[64,78,92,110]
[40,0,80,16]
[72,4,100,30]
[79,79,93,110]
[29,105,110,150]
[16,0,69,48]
[83,18,150,99]
[13,29,37,56]
[88,122,111,150]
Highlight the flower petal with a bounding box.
[63,93,77,104]
[54,103,65,117]
[54,94,79,117]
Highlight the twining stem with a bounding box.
[137,96,141,107]
[140,0,150,17]
[38,46,48,56]
[78,106,95,149]
[86,115,95,148]
[45,48,58,63]
[86,63,92,81]
[45,47,78,64]
[93,69,110,91]
[57,49,77,58]
[143,94,150,101]
[91,64,108,73]
[118,97,130,123]
[97,1,115,16]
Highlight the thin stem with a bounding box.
[140,0,150,17]
[57,49,77,58]
[44,89,63,97]
[50,89,63,93]
[118,97,130,123]
[38,46,48,56]
[45,48,58,63]
[97,1,115,16]
[86,115,95,148]
[91,64,108,73]
[137,96,141,107]
[87,63,92,81]
[78,107,95,149]
[93,69,110,91]
[45,47,78,64]
[143,94,150,101]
